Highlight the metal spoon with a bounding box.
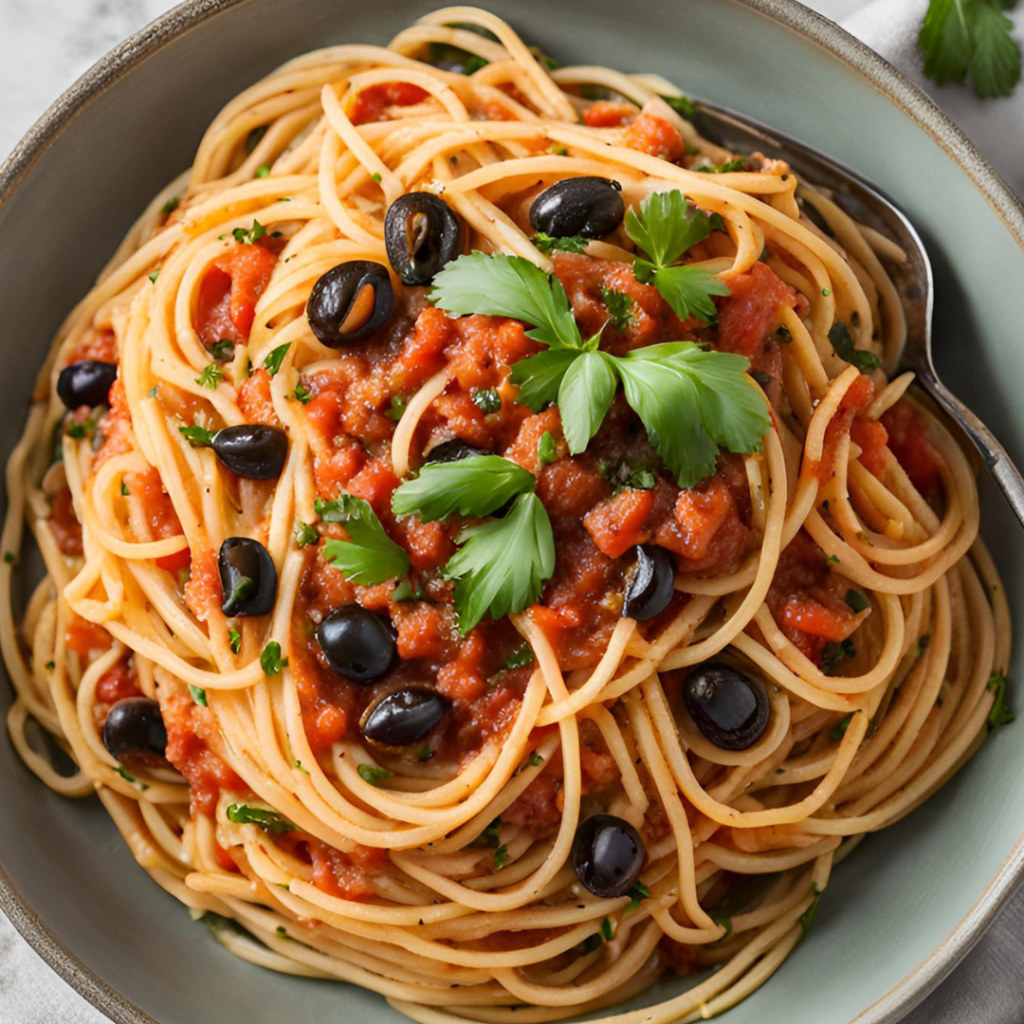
[692,100,1024,524]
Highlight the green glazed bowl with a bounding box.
[2,2,1023,1023]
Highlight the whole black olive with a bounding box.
[622,545,675,621]
[316,605,397,683]
[362,687,448,747]
[529,177,625,240]
[683,663,770,750]
[57,360,118,410]
[384,193,462,286]
[307,261,394,346]
[102,697,167,760]
[212,424,288,480]
[425,439,487,464]
[572,814,645,898]
[218,537,277,617]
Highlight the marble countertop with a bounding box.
[1,1,1022,1022]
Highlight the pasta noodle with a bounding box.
[1,8,1011,1022]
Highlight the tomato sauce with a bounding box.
[48,487,83,556]
[881,399,942,496]
[195,241,279,346]
[349,83,429,126]
[163,692,245,816]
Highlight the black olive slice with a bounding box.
[315,605,397,683]
[682,663,770,750]
[218,537,277,617]
[212,424,288,480]
[362,687,448,747]
[529,177,625,240]
[307,261,394,346]
[57,360,118,410]
[425,439,487,464]
[572,814,645,898]
[384,193,462,286]
[102,697,167,760]
[622,545,675,621]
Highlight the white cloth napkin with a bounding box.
[834,3,1024,1022]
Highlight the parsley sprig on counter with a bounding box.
[430,224,769,488]
[919,0,1021,98]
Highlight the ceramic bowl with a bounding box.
[2,2,1023,1022]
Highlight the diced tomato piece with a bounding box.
[622,114,685,161]
[850,417,889,478]
[185,549,222,622]
[214,841,240,873]
[48,488,83,556]
[779,598,851,641]
[666,478,736,562]
[307,837,387,900]
[436,628,488,702]
[94,379,133,467]
[717,263,801,358]
[68,327,118,365]
[537,459,610,533]
[195,242,278,345]
[95,661,143,704]
[237,368,282,428]
[349,82,429,125]
[393,601,458,661]
[583,101,638,127]
[307,704,348,750]
[583,488,655,558]
[881,399,942,495]
[345,459,399,520]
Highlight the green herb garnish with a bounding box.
[233,220,267,245]
[226,803,294,833]
[393,455,536,522]
[189,684,208,706]
[845,589,870,613]
[987,671,1015,728]
[228,628,242,654]
[821,638,856,676]
[600,286,634,332]
[260,641,288,676]
[358,764,394,786]
[317,493,410,585]
[830,321,881,373]
[264,343,290,376]
[504,642,535,670]
[179,424,216,447]
[294,521,319,547]
[392,580,425,602]
[532,232,588,256]
[196,364,223,389]
[471,388,502,413]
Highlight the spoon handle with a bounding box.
[919,373,1024,528]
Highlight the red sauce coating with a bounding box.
[48,488,83,556]
[195,241,278,345]
[349,83,429,125]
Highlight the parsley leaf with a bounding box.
[625,190,714,269]
[161,196,181,217]
[509,348,580,412]
[260,641,288,675]
[625,881,651,913]
[830,321,881,373]
[431,252,583,351]
[558,350,618,453]
[503,642,535,670]
[987,671,1016,728]
[179,424,216,447]
[537,431,557,465]
[189,684,208,706]
[226,803,294,833]
[392,580,425,602]
[443,492,555,632]
[294,521,319,547]
[228,628,241,654]
[195,364,223,389]
[625,191,730,323]
[207,338,235,363]
[264,343,290,376]
[829,713,853,742]
[661,94,696,120]
[639,264,731,323]
[494,844,509,870]
[532,232,588,255]
[846,589,870,613]
[233,220,267,245]
[600,286,634,332]
[392,455,536,521]
[293,384,312,404]
[615,343,769,488]
[821,638,856,676]
[358,764,393,786]
[919,0,1021,98]
[318,492,410,585]
[471,387,501,413]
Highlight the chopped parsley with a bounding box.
[207,338,235,362]
[473,817,502,848]
[179,424,216,447]
[3,552,16,565]
[987,671,1015,729]
[599,286,634,332]
[294,521,319,547]
[233,220,267,245]
[195,364,223,389]
[503,642,535,670]
[386,394,408,421]
[494,844,509,870]
[264,343,290,376]
[260,641,288,676]
[416,743,434,763]
[255,165,271,178]
[537,430,557,465]
[528,752,544,767]
[625,881,650,913]
[845,589,870,613]
[228,628,241,654]
[160,196,181,217]
[471,388,502,413]
[358,764,394,786]
[391,580,425,602]
[821,638,856,676]
[293,383,312,404]
[830,321,881,373]
[661,93,696,119]
[188,684,208,707]
[226,803,294,833]
[531,232,588,256]
[829,713,853,742]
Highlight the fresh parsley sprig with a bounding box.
[317,492,410,585]
[625,190,731,323]
[431,251,768,487]
[392,455,536,521]
[919,0,1021,98]
[444,492,555,632]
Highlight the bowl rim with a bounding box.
[2,1,1024,1022]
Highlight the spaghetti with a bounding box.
[1,8,1013,1022]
